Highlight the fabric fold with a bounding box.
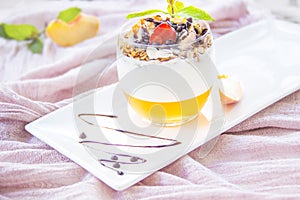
[0,0,299,199]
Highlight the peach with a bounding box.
[46,13,99,47]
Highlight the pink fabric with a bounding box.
[1,0,299,199]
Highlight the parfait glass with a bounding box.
[117,17,215,126]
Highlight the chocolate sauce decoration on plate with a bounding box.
[78,113,181,148]
[77,113,181,175]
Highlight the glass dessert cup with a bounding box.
[117,18,214,126]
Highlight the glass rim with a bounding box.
[118,18,212,49]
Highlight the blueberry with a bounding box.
[179,23,186,29]
[201,28,208,36]
[176,26,182,32]
[187,21,192,29]
[187,17,193,23]
[153,21,161,26]
[145,18,154,22]
[194,27,199,34]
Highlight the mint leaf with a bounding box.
[175,1,185,10]
[167,1,184,14]
[0,24,9,39]
[167,0,174,4]
[177,6,214,21]
[126,9,167,19]
[167,0,175,8]
[0,23,43,54]
[28,37,43,54]
[2,24,39,41]
[58,7,81,23]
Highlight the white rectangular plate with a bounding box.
[25,20,300,191]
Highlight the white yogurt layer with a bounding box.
[117,51,216,102]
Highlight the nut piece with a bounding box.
[120,43,149,61]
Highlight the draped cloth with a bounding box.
[1,0,299,199]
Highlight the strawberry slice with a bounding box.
[149,23,177,45]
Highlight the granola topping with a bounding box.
[119,15,213,62]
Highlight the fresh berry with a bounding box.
[149,23,177,45]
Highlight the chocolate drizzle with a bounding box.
[77,113,181,175]
[79,139,180,148]
[78,113,181,148]
[78,113,117,126]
